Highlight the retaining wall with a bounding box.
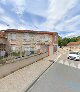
[0,52,48,79]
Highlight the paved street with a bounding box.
[26,52,80,92]
[0,50,61,92]
[57,52,80,69]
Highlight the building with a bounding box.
[0,31,6,51]
[67,42,80,51]
[0,31,7,56]
[1,29,58,56]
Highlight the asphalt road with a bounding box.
[26,53,80,92]
[57,52,69,62]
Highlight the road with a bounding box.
[26,52,80,92]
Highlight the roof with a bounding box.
[4,29,58,35]
[0,31,5,38]
[67,42,80,46]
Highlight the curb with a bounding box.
[55,54,61,62]
[25,61,54,92]
[25,54,61,92]
[0,53,48,79]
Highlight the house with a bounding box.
[67,42,80,51]
[1,29,58,56]
[0,31,6,51]
[0,31,7,56]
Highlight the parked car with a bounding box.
[67,52,80,61]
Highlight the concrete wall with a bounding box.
[0,52,48,79]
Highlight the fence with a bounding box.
[0,52,48,78]
[0,49,48,64]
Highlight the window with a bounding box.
[11,45,16,51]
[24,33,30,41]
[44,35,49,42]
[35,35,40,42]
[23,45,30,51]
[25,47,30,51]
[10,33,16,40]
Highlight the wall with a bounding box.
[6,32,52,52]
[49,45,54,56]
[0,38,6,51]
[0,38,6,44]
[62,45,80,52]
[0,52,48,79]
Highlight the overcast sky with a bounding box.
[0,0,80,37]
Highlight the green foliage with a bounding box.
[12,51,25,56]
[12,51,20,56]
[58,36,62,47]
[62,38,68,46]
[58,36,80,47]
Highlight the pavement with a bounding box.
[57,52,80,69]
[26,52,80,92]
[27,62,80,92]
[0,50,61,92]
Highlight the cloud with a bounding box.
[0,24,8,30]
[1,0,48,17]
[41,0,77,30]
[0,6,5,14]
[21,0,48,17]
[0,0,80,37]
[0,15,18,27]
[55,15,80,32]
[11,0,26,15]
[62,31,80,38]
[0,0,27,15]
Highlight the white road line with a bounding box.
[59,60,64,64]
[55,54,61,62]
[78,63,80,69]
[64,60,69,66]
[70,62,76,68]
[57,56,80,69]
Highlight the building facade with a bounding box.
[0,29,58,56]
[67,42,80,51]
[0,32,7,56]
[0,32,6,51]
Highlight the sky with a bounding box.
[0,0,80,38]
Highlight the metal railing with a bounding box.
[0,50,48,65]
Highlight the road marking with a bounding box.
[59,60,64,64]
[64,60,69,66]
[58,59,80,69]
[70,62,76,68]
[78,63,80,69]
[55,54,61,62]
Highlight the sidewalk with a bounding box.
[0,52,61,92]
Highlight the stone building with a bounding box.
[0,31,7,56]
[0,32,6,51]
[1,29,58,56]
[67,42,80,51]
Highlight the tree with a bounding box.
[58,36,62,47]
[58,35,80,47]
[62,38,68,46]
